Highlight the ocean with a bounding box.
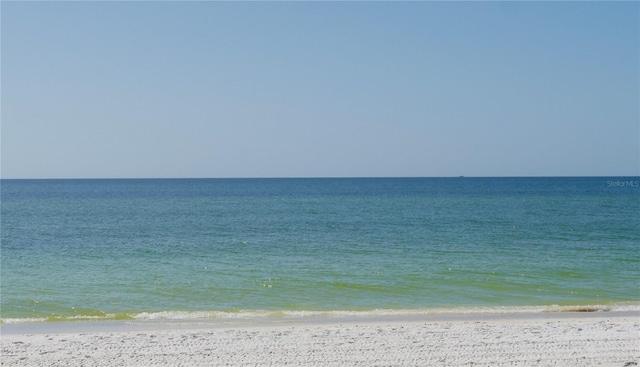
[1,177,638,324]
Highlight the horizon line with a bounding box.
[1,175,639,181]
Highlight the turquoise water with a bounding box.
[1,177,638,323]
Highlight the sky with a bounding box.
[1,1,638,179]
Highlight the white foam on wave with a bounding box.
[132,310,278,320]
[128,303,640,322]
[0,317,49,324]
[1,312,127,324]
[3,302,638,324]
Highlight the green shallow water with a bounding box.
[1,177,639,323]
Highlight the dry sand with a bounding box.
[2,313,638,366]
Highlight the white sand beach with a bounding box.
[2,313,638,367]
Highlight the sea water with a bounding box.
[1,177,638,324]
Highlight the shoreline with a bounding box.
[2,309,638,335]
[2,312,638,366]
[3,302,638,331]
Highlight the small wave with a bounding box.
[1,317,49,324]
[132,310,276,320]
[128,303,640,321]
[2,303,638,324]
[0,312,134,324]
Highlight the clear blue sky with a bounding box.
[2,1,638,178]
